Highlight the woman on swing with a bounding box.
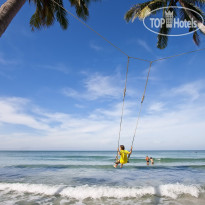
[114,145,132,168]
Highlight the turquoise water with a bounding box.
[0,150,205,204]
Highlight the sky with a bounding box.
[0,0,205,150]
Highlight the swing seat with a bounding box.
[114,155,120,164]
[115,159,120,164]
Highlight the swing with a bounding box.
[115,57,153,163]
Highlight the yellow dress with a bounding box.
[120,150,129,164]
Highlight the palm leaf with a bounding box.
[125,0,165,22]
[157,33,169,49]
[69,0,89,20]
[30,0,55,30]
[125,2,150,22]
[30,12,41,31]
[54,0,68,29]
[184,2,205,20]
[179,8,191,21]
[185,0,205,8]
[193,30,200,45]
[29,0,99,31]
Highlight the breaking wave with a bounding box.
[0,183,203,199]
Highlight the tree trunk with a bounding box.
[179,0,205,34]
[0,0,26,37]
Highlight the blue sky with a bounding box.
[0,0,205,150]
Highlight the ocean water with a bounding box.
[0,150,205,205]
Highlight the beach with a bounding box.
[0,150,205,204]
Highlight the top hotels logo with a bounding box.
[143,6,204,36]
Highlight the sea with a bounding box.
[0,150,205,205]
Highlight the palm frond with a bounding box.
[157,34,169,49]
[185,0,205,8]
[30,12,41,31]
[193,30,200,45]
[179,8,190,21]
[125,2,151,22]
[54,0,68,29]
[189,26,201,46]
[69,0,89,20]
[29,0,99,31]
[125,0,165,22]
[145,0,167,19]
[184,2,205,20]
[30,0,55,30]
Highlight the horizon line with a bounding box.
[0,149,204,152]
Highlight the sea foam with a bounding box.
[0,183,202,199]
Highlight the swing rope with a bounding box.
[117,57,130,153]
[130,62,153,149]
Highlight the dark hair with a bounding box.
[120,145,125,150]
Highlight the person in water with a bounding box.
[146,156,150,165]
[150,157,154,165]
[114,145,132,168]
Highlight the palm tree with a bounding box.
[0,0,99,37]
[125,0,205,49]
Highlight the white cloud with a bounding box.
[36,63,70,74]
[0,97,50,131]
[169,81,204,101]
[148,102,165,113]
[62,73,122,100]
[75,104,86,109]
[62,87,80,99]
[89,42,103,51]
[85,74,121,99]
[137,39,153,53]
[0,80,205,150]
[0,53,20,66]
[126,39,152,54]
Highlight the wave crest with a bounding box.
[0,183,202,199]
